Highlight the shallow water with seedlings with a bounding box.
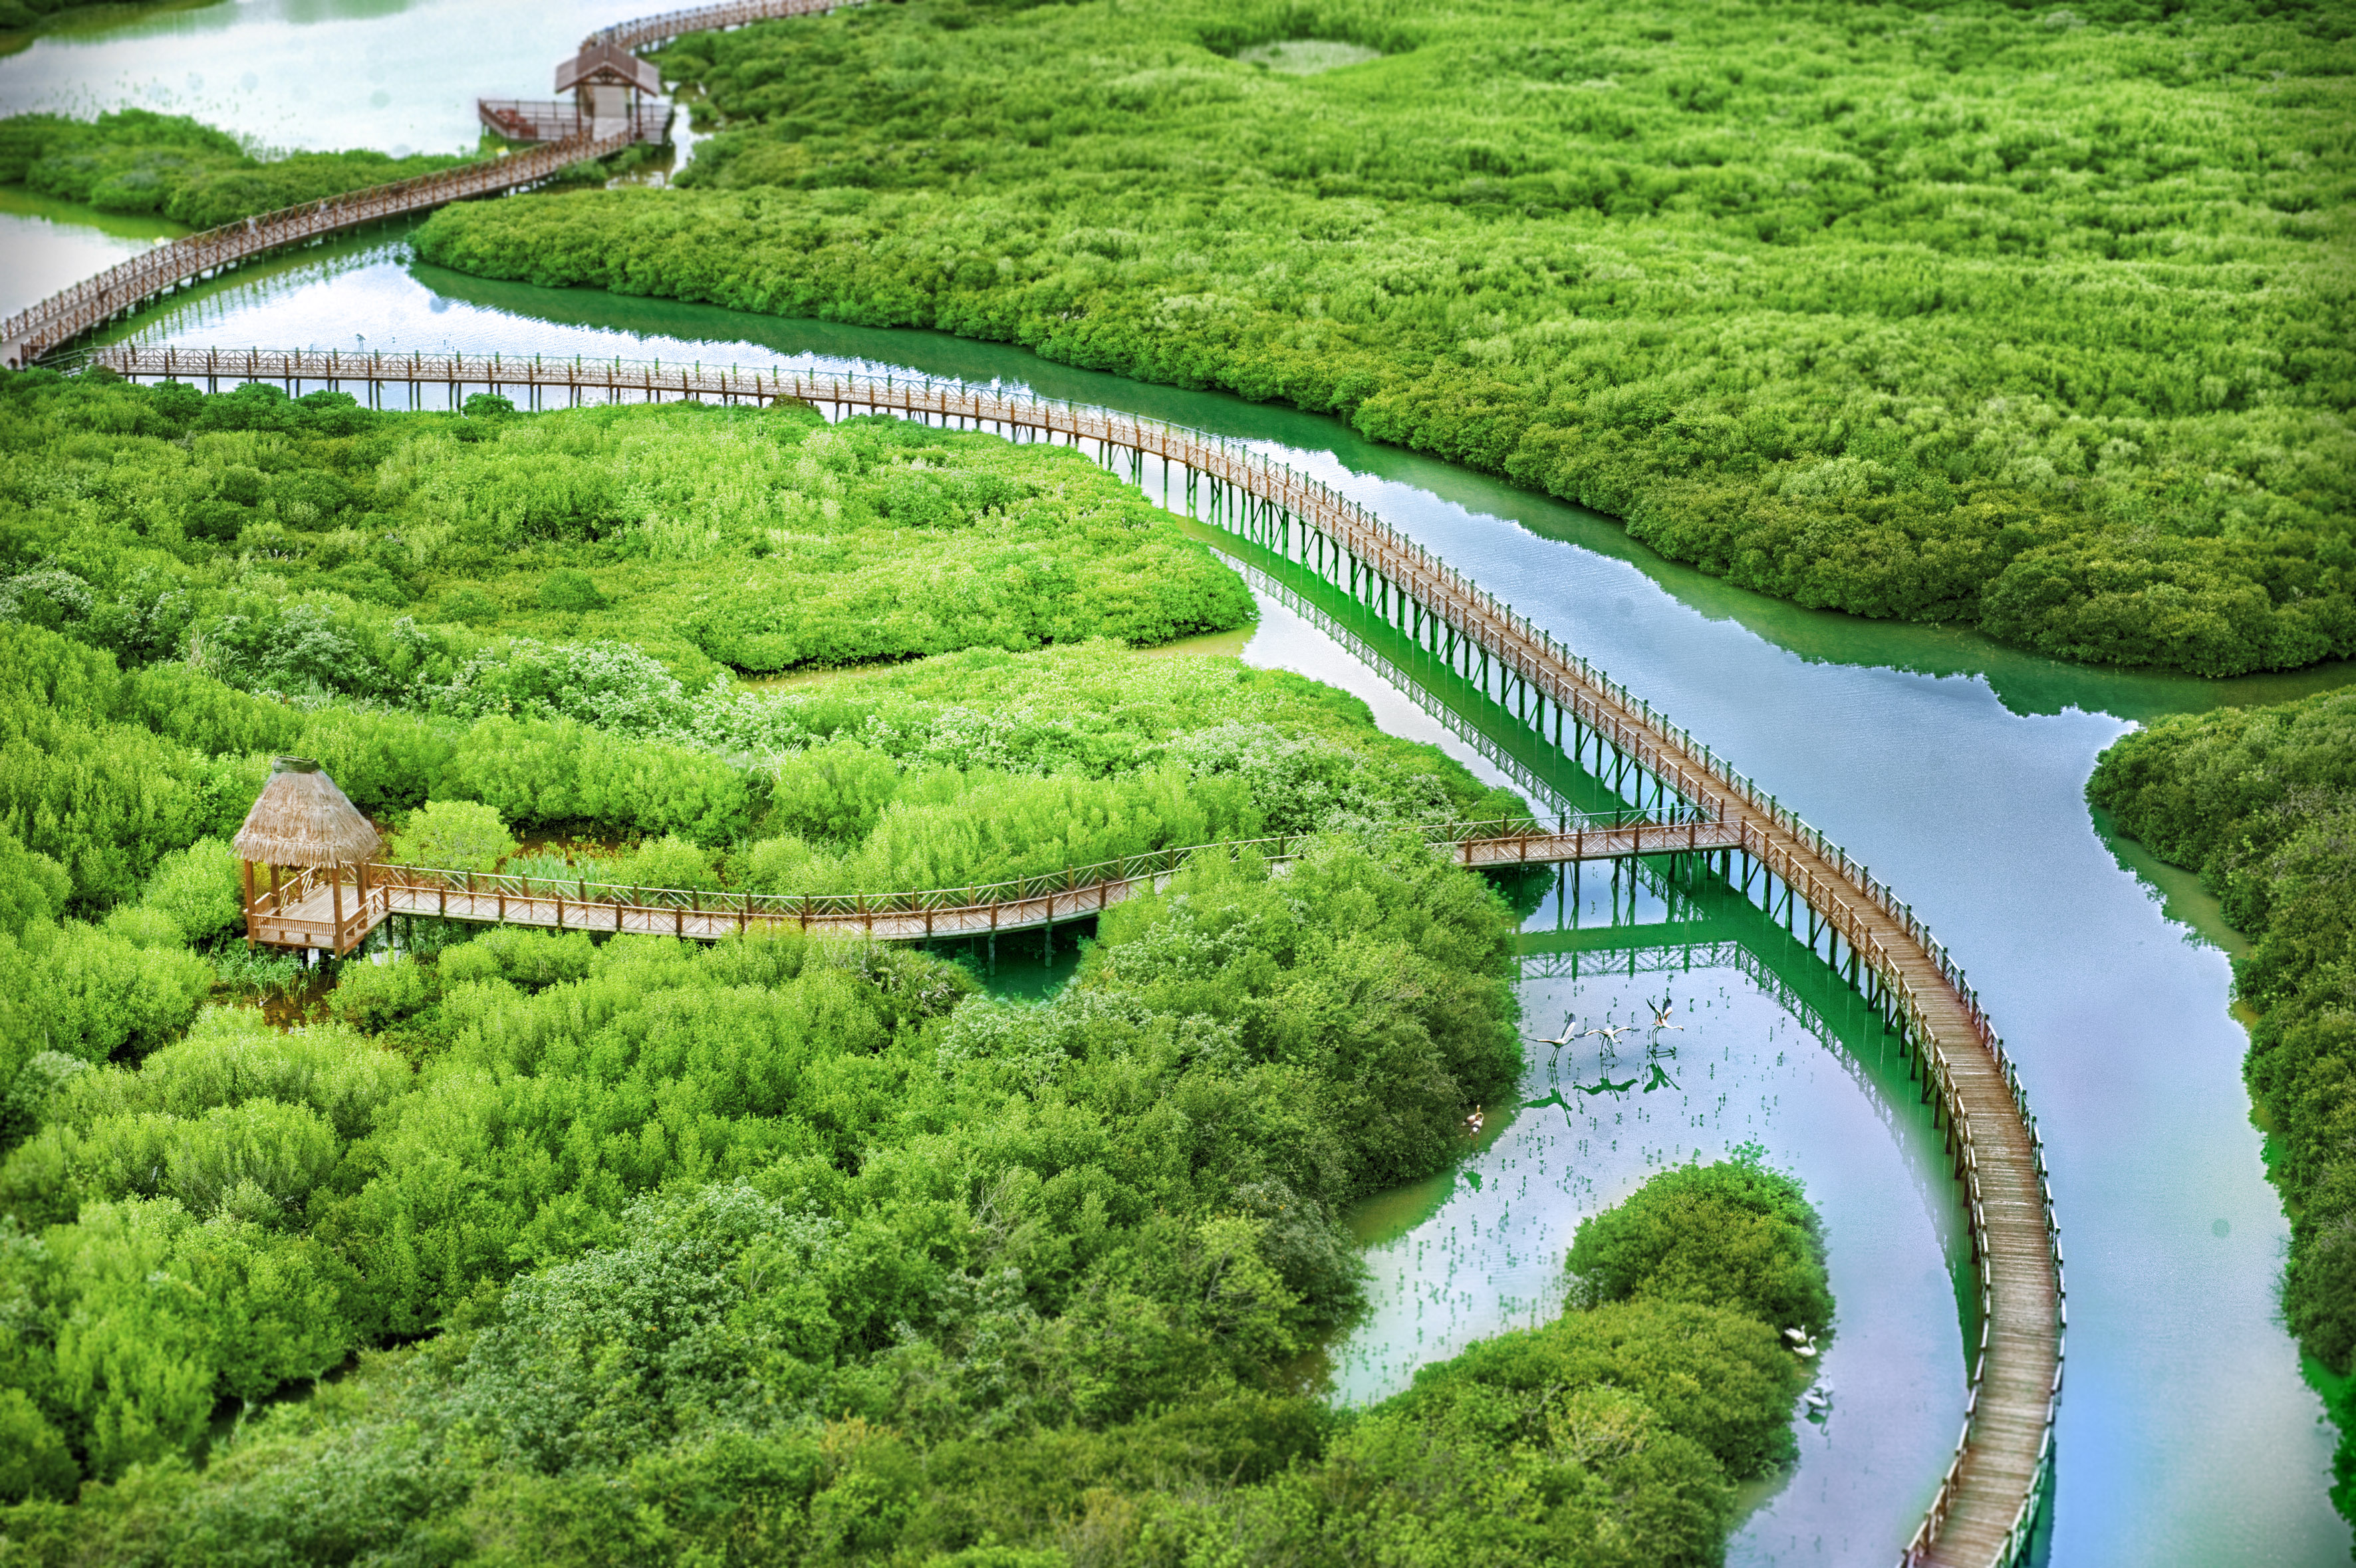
[1331,860,1968,1561]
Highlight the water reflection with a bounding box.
[0,0,639,154]
[0,186,182,318]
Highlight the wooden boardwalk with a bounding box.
[0,131,651,370]
[31,0,2061,1557]
[593,0,864,53]
[0,0,857,371]
[95,346,2060,1568]
[257,813,1736,949]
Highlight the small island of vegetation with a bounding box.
[0,110,480,233]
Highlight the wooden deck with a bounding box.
[478,98,668,144]
[245,866,390,955]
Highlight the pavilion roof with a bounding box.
[232,758,383,868]
[556,42,662,96]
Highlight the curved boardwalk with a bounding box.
[0,132,646,370]
[596,0,863,52]
[106,352,2067,1566]
[35,3,2063,1557]
[1,0,866,371]
[0,0,852,368]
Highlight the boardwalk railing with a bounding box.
[0,133,650,370]
[362,807,1731,940]
[594,0,864,51]
[478,98,669,143]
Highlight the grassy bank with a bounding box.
[412,0,2354,678]
[0,369,1252,700]
[0,111,478,233]
[2088,690,2356,1537]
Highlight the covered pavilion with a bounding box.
[235,757,388,956]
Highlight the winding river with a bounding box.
[5,4,2353,1563]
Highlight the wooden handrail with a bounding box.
[362,808,1728,924]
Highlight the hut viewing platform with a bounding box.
[235,757,390,957]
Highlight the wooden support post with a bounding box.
[241,860,256,949]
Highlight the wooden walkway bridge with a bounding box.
[89,346,2065,1567]
[31,0,2061,1558]
[0,134,657,371]
[248,811,1734,953]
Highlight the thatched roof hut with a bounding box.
[233,757,382,868]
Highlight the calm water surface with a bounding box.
[7,2,2354,1559]
[0,0,632,153]
[0,186,181,317]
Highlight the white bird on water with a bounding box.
[1648,995,1685,1033]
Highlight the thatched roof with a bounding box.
[233,758,382,868]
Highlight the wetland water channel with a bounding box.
[5,5,2353,1561]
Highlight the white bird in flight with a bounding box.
[1523,1013,1586,1049]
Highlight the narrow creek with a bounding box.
[5,5,2355,1559]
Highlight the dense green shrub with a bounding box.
[0,110,469,229]
[1565,1154,1833,1335]
[0,831,1520,1502]
[0,918,212,1067]
[0,831,68,941]
[415,0,2355,677]
[0,1388,76,1506]
[134,838,242,947]
[2089,689,2356,1534]
[0,332,1829,1559]
[0,378,1253,694]
[0,1150,1821,1565]
[386,800,514,872]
